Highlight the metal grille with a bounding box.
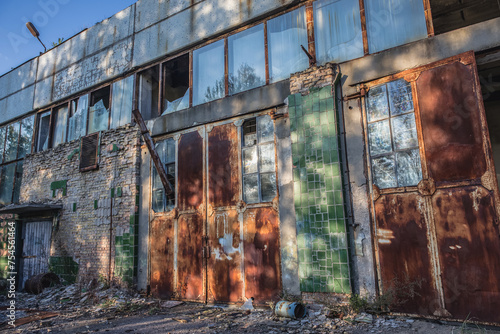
[79,132,99,171]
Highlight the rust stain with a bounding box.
[176,213,205,301]
[150,216,175,299]
[416,61,486,183]
[432,186,500,323]
[208,123,240,207]
[178,131,204,210]
[375,193,440,316]
[207,210,242,303]
[243,208,281,304]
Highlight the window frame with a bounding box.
[151,136,177,213]
[241,115,278,204]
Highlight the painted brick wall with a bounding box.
[289,64,351,294]
[21,125,141,286]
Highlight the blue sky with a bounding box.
[0,0,137,76]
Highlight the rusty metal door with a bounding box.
[366,52,500,322]
[151,114,281,304]
[21,221,52,290]
[206,117,281,303]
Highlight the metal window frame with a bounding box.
[364,80,423,189]
[151,136,177,213]
[241,115,276,204]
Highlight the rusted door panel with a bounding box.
[374,194,440,315]
[243,207,281,304]
[178,131,204,211]
[208,123,240,207]
[150,216,175,299]
[207,210,243,303]
[176,213,205,301]
[176,129,206,301]
[433,187,500,322]
[416,61,487,184]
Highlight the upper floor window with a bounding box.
[52,103,69,148]
[162,54,190,115]
[111,76,134,128]
[268,7,309,82]
[88,86,110,134]
[193,40,225,106]
[138,66,160,121]
[365,79,422,188]
[365,0,427,53]
[152,137,176,212]
[242,115,277,203]
[314,0,364,64]
[228,24,266,95]
[68,95,89,142]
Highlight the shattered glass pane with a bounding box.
[388,79,414,116]
[368,120,392,155]
[5,122,20,161]
[396,149,422,187]
[68,95,88,142]
[372,155,396,189]
[243,174,259,203]
[243,146,258,174]
[259,143,275,173]
[261,173,277,202]
[228,24,266,94]
[18,116,34,159]
[163,88,189,115]
[392,113,418,150]
[88,99,109,134]
[366,84,389,122]
[257,114,274,143]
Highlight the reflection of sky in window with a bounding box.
[314,0,364,64]
[268,7,308,82]
[193,40,225,106]
[365,0,427,53]
[228,24,265,94]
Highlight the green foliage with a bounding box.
[51,37,65,48]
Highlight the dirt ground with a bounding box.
[1,284,499,334]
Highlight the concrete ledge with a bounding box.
[152,80,290,136]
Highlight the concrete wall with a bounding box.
[0,0,298,125]
[20,125,141,284]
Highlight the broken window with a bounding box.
[162,54,190,115]
[5,122,20,161]
[36,111,51,152]
[242,115,277,203]
[365,79,422,189]
[314,0,364,64]
[52,104,69,147]
[365,0,427,53]
[193,40,225,106]
[0,163,16,205]
[18,116,34,159]
[110,76,133,129]
[68,95,89,142]
[152,138,176,212]
[88,86,110,134]
[228,24,266,95]
[268,7,309,82]
[138,66,160,121]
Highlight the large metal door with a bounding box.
[21,221,52,290]
[151,113,281,303]
[366,52,500,322]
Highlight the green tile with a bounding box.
[342,278,351,293]
[341,264,350,279]
[334,279,343,293]
[289,106,296,118]
[336,205,345,219]
[288,94,296,107]
[340,249,348,264]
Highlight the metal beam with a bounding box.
[132,109,173,196]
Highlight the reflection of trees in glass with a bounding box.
[204,63,265,101]
[19,117,34,159]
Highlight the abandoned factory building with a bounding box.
[1,0,500,324]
